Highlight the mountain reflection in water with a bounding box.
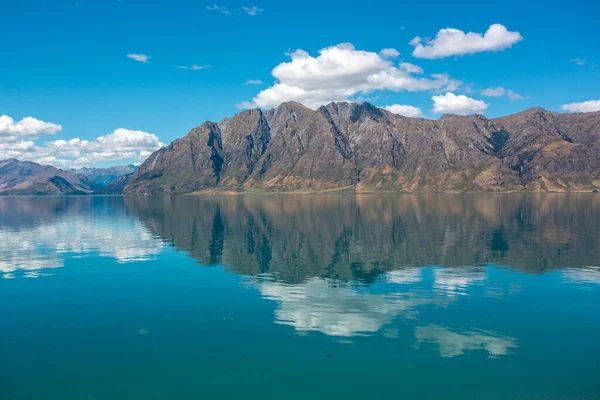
[126,193,600,279]
[1,194,599,351]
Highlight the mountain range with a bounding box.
[0,159,136,195]
[3,102,600,196]
[124,102,600,194]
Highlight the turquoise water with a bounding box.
[1,194,599,399]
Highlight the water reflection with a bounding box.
[249,273,447,337]
[123,193,599,351]
[562,266,600,284]
[245,266,511,354]
[0,197,163,278]
[414,325,518,358]
[433,267,487,297]
[126,193,600,279]
[1,194,599,353]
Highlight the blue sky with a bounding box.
[0,0,598,168]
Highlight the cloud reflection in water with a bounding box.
[414,324,518,358]
[0,218,163,278]
[256,275,444,337]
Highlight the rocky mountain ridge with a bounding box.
[125,102,600,194]
[0,159,137,195]
[74,165,137,188]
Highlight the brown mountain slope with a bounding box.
[124,103,600,194]
[493,108,600,191]
[0,159,90,195]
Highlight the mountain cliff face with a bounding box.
[124,102,600,194]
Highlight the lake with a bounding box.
[1,194,599,399]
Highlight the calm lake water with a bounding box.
[1,194,599,399]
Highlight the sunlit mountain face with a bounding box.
[1,194,599,399]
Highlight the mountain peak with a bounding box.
[278,100,311,110]
[520,107,550,115]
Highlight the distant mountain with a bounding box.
[93,174,135,195]
[0,159,136,196]
[0,159,89,195]
[124,102,600,194]
[74,165,137,187]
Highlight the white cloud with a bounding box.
[177,64,211,70]
[380,48,400,58]
[244,79,263,85]
[206,4,230,15]
[0,115,62,143]
[560,99,600,113]
[240,43,460,109]
[480,87,523,101]
[507,90,524,101]
[432,92,488,115]
[383,104,424,118]
[399,62,423,74]
[242,6,263,16]
[126,53,150,63]
[411,24,523,59]
[190,64,211,70]
[570,58,587,67]
[481,87,505,97]
[0,128,164,169]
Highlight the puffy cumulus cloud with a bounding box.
[242,6,263,16]
[414,324,518,358]
[0,128,164,169]
[410,24,523,59]
[240,43,461,109]
[560,99,600,113]
[272,44,389,90]
[126,53,150,63]
[432,92,488,115]
[383,104,424,118]
[379,48,400,58]
[0,115,62,143]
